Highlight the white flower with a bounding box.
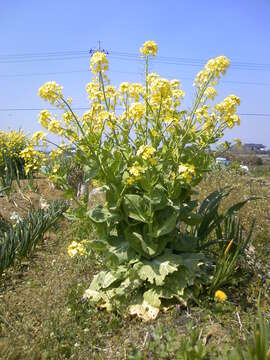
[10,212,22,224]
[40,196,49,209]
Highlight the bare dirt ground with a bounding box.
[0,177,63,223]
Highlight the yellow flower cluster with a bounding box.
[20,145,45,174]
[90,51,109,74]
[128,83,144,101]
[0,130,29,163]
[205,87,217,100]
[32,131,47,146]
[137,145,156,160]
[85,82,102,101]
[38,81,63,104]
[214,95,240,128]
[67,241,87,258]
[140,40,158,57]
[178,164,195,183]
[194,56,230,88]
[48,119,63,134]
[127,163,145,184]
[38,110,63,135]
[129,102,145,122]
[39,110,52,128]
[195,105,209,123]
[147,73,185,116]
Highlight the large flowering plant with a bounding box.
[38,41,242,320]
[0,129,44,181]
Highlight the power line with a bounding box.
[0,107,269,117]
[0,68,270,87]
[1,48,270,71]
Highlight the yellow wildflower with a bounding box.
[90,51,109,74]
[194,56,230,88]
[178,164,195,184]
[32,131,47,146]
[128,163,145,181]
[119,82,130,94]
[39,110,52,129]
[38,81,63,104]
[214,290,227,303]
[48,119,63,135]
[67,241,87,258]
[137,145,156,160]
[129,83,144,101]
[205,87,217,100]
[140,40,158,57]
[129,102,145,122]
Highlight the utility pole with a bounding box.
[89,41,109,57]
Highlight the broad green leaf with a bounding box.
[87,205,121,224]
[143,288,161,308]
[125,224,170,258]
[135,251,181,286]
[145,184,168,211]
[88,205,112,223]
[123,194,149,223]
[152,206,179,238]
[106,236,138,265]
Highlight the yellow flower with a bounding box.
[140,40,158,57]
[20,145,45,174]
[128,83,144,101]
[194,56,230,88]
[90,51,109,74]
[38,81,63,104]
[32,131,47,146]
[214,290,227,303]
[214,95,240,129]
[85,81,102,100]
[178,164,195,184]
[62,111,73,126]
[39,110,52,129]
[48,119,63,135]
[128,163,145,181]
[129,102,145,122]
[137,145,156,160]
[205,87,217,100]
[119,82,130,94]
[67,241,87,258]
[151,129,159,137]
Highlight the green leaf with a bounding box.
[181,212,202,225]
[171,233,198,252]
[146,184,168,211]
[143,288,161,308]
[123,194,149,223]
[135,251,181,286]
[88,205,112,223]
[87,239,107,251]
[152,206,179,238]
[106,236,138,265]
[88,205,120,224]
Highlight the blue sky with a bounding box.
[1,0,270,145]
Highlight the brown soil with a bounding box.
[0,176,63,222]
